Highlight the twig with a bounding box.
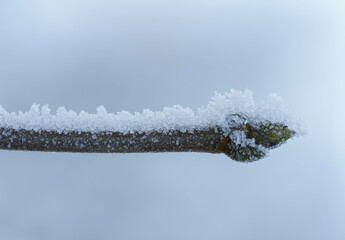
[0,90,302,162]
[0,121,295,162]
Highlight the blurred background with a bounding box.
[0,0,344,239]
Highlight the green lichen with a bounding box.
[246,122,295,149]
[225,141,266,163]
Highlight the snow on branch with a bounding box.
[0,89,305,162]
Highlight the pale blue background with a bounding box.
[0,0,344,239]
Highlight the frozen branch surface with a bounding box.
[0,89,305,162]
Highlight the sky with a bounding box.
[0,0,344,239]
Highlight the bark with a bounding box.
[0,127,223,154]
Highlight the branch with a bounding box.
[0,90,303,162]
[0,121,295,162]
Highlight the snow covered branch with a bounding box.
[0,90,305,162]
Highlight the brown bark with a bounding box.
[0,127,224,154]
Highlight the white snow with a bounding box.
[0,89,306,136]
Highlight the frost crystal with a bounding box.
[0,89,305,136]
